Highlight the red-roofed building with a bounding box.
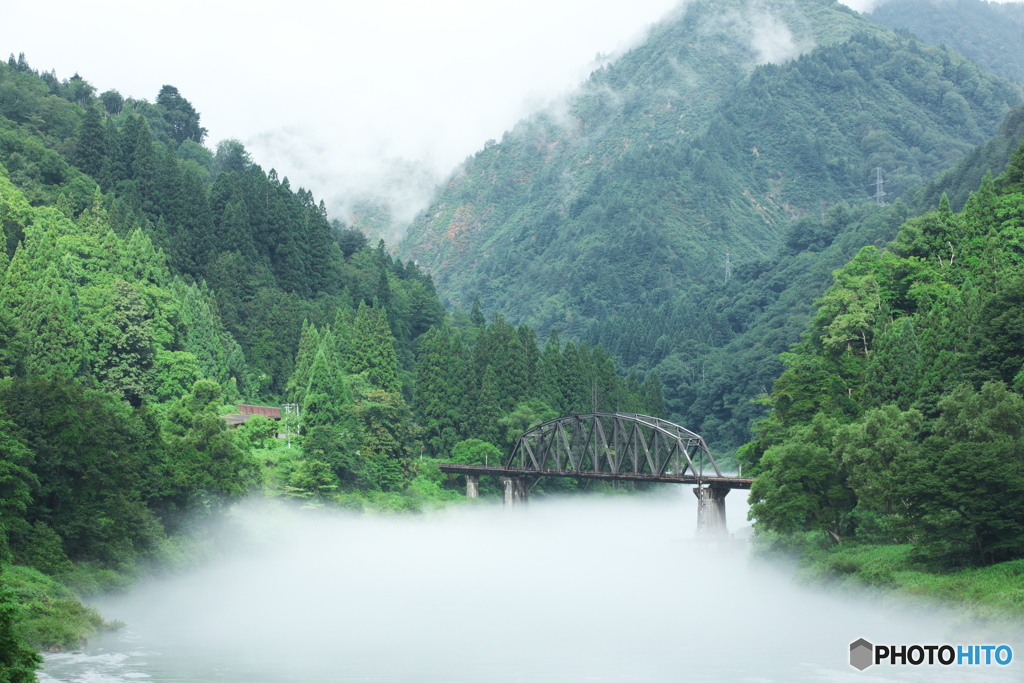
[222,404,281,427]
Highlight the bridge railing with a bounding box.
[437,462,752,489]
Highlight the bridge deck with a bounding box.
[438,463,752,489]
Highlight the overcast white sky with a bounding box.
[0,0,682,227]
[0,0,1008,231]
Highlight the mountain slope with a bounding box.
[399,0,1019,333]
[868,0,1024,83]
[745,138,1024,565]
[399,0,883,311]
[663,100,1024,450]
[397,0,1021,448]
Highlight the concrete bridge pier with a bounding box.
[500,476,529,507]
[465,474,480,498]
[694,485,729,538]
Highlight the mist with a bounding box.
[4,0,1020,242]
[40,491,1021,682]
[749,13,809,65]
[0,0,681,241]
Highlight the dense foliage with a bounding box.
[0,52,450,398]
[397,0,1022,452]
[415,320,664,459]
[611,101,1024,452]
[746,143,1024,567]
[3,0,1023,670]
[0,568,39,683]
[0,54,657,673]
[868,0,1024,84]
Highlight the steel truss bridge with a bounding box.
[439,413,752,536]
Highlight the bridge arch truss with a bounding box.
[507,413,723,479]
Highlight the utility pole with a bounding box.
[873,167,887,206]
[283,403,299,448]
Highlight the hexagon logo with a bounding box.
[850,638,874,671]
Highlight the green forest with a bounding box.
[0,54,663,677]
[744,145,1024,590]
[5,0,1024,677]
[389,0,1024,625]
[397,0,1024,456]
[869,0,1024,83]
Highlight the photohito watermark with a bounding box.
[850,639,1013,671]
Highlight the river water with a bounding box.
[39,490,1021,682]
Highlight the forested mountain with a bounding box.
[0,2,1021,669]
[868,0,1024,83]
[397,0,1023,451]
[645,101,1024,451]
[0,53,414,399]
[0,53,666,669]
[746,141,1024,566]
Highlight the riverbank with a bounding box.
[2,565,123,652]
[772,539,1024,623]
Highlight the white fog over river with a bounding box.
[39,491,1021,682]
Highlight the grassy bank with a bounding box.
[1,565,123,652]
[760,537,1024,622]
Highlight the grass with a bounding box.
[788,540,1024,622]
[2,564,123,651]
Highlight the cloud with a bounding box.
[1,0,686,242]
[4,0,1022,243]
[704,4,815,68]
[749,13,806,65]
[841,0,884,12]
[839,0,1021,15]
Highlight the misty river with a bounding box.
[39,491,1021,682]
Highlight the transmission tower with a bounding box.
[724,248,732,283]
[873,167,887,206]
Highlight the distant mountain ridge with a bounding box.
[398,0,886,300]
[868,0,1024,83]
[396,0,1023,449]
[399,0,1019,326]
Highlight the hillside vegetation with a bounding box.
[3,0,1024,670]
[0,55,665,676]
[637,102,1024,451]
[868,0,1024,84]
[397,0,1022,451]
[746,143,1024,568]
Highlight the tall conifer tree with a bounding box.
[18,273,86,380]
[863,318,920,409]
[98,117,125,190]
[75,106,105,177]
[349,302,400,393]
[538,329,564,414]
[475,365,503,447]
[302,333,349,431]
[287,320,320,405]
[129,117,158,214]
